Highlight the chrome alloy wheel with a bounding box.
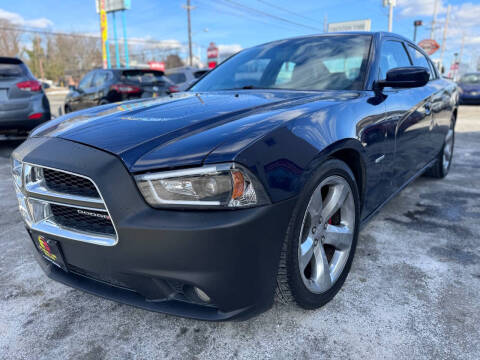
[442,128,454,173]
[297,175,355,294]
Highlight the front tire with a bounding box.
[276,159,360,309]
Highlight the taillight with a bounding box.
[28,113,43,120]
[168,85,179,93]
[111,83,141,94]
[16,80,42,92]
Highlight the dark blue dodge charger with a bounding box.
[12,32,458,320]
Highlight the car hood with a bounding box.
[32,90,353,172]
[459,83,480,91]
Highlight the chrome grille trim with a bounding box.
[25,182,105,209]
[20,163,118,246]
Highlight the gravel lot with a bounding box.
[1,106,479,360]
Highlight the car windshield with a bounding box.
[459,73,480,84]
[191,35,372,92]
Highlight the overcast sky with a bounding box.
[1,0,479,70]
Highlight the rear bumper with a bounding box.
[0,94,51,132]
[14,136,296,320]
[0,114,50,133]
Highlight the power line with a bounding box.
[0,24,207,49]
[194,0,301,32]
[256,0,320,24]
[219,0,323,32]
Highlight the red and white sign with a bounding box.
[418,39,440,55]
[207,42,219,69]
[207,42,219,59]
[148,61,165,71]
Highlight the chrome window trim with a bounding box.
[21,163,119,246]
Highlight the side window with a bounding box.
[407,45,432,80]
[428,60,438,79]
[93,71,108,87]
[275,61,296,85]
[78,71,94,90]
[379,40,412,80]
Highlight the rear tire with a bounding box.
[425,117,455,179]
[276,159,360,309]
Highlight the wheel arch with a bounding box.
[307,138,367,212]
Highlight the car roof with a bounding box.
[254,31,411,48]
[0,57,24,65]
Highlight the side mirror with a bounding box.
[375,66,429,90]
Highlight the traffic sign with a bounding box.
[418,39,440,55]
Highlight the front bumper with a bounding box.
[459,93,480,105]
[13,136,296,320]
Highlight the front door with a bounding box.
[378,39,434,189]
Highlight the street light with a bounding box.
[413,20,422,43]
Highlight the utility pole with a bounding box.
[430,0,439,39]
[183,0,194,66]
[459,33,465,65]
[388,2,393,32]
[440,4,451,65]
[383,0,396,32]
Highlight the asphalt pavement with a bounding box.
[0,106,479,360]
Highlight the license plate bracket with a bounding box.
[33,234,68,271]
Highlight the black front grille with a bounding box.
[43,168,99,198]
[50,204,115,236]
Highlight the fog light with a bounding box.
[194,287,211,303]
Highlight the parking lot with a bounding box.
[0,105,479,359]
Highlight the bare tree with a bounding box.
[0,19,23,57]
[165,54,184,69]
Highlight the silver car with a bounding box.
[0,57,51,135]
[166,66,209,91]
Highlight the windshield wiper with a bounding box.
[224,85,272,90]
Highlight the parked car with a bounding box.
[0,57,51,135]
[64,68,176,113]
[458,72,480,105]
[12,32,458,320]
[166,66,209,91]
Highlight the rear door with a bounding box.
[406,44,449,157]
[379,39,434,188]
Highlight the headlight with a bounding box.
[11,157,23,189]
[135,163,270,208]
